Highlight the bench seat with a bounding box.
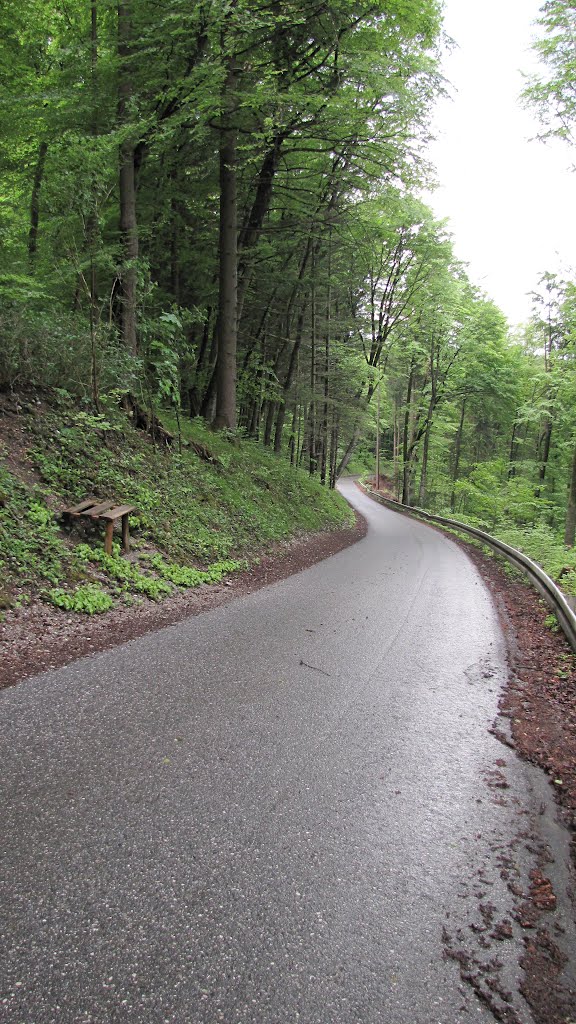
[63,499,136,555]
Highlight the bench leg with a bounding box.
[121,513,130,553]
[104,520,114,556]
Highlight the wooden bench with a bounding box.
[63,498,136,555]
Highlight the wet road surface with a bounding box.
[1,479,565,1022]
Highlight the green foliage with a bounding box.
[523,0,576,145]
[497,525,576,595]
[73,545,173,601]
[148,555,243,587]
[47,584,113,614]
[0,456,68,590]
[28,403,353,563]
[0,397,353,612]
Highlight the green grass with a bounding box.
[0,397,354,613]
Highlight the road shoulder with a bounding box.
[0,513,367,689]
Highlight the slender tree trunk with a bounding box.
[237,135,284,323]
[309,262,317,476]
[535,417,553,497]
[263,401,276,446]
[213,64,238,431]
[118,1,139,355]
[320,242,331,486]
[418,416,432,506]
[450,398,466,512]
[195,308,213,374]
[375,380,381,490]
[401,362,415,505]
[274,399,288,454]
[335,425,358,479]
[288,406,297,464]
[393,401,400,499]
[170,206,181,305]
[188,309,213,417]
[274,307,306,453]
[199,363,217,419]
[272,230,315,452]
[329,414,339,489]
[28,141,48,267]
[248,397,260,439]
[402,459,413,507]
[296,403,305,467]
[320,341,329,485]
[89,0,100,408]
[335,378,377,479]
[564,441,576,546]
[508,420,519,479]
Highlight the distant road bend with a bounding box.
[1,478,571,1023]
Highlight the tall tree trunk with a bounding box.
[418,414,432,506]
[564,441,576,546]
[199,363,217,419]
[297,403,307,467]
[272,230,315,452]
[393,401,400,499]
[260,400,273,446]
[401,361,415,505]
[28,141,48,267]
[195,308,213,374]
[89,0,100,407]
[309,263,317,476]
[508,420,519,479]
[320,337,329,486]
[288,406,297,465]
[320,240,331,486]
[329,414,339,489]
[248,396,260,439]
[450,398,466,512]
[274,306,306,453]
[170,204,181,305]
[237,135,284,323]
[335,425,359,479]
[335,376,378,479]
[535,417,553,497]
[118,0,139,355]
[187,308,213,417]
[401,459,413,507]
[213,64,238,431]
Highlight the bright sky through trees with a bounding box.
[428,0,576,326]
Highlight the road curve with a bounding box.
[0,480,557,1022]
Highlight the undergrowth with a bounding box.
[434,508,576,597]
[0,455,70,599]
[0,394,353,614]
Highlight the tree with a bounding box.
[523,0,576,144]
[117,0,139,356]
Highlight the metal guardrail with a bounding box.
[362,483,576,654]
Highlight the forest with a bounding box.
[2,0,576,592]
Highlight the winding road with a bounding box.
[1,480,572,1023]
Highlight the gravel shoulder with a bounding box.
[435,535,576,1024]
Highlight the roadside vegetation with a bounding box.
[0,391,353,616]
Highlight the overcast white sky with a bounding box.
[427,0,576,326]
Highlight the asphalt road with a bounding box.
[1,479,565,1023]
